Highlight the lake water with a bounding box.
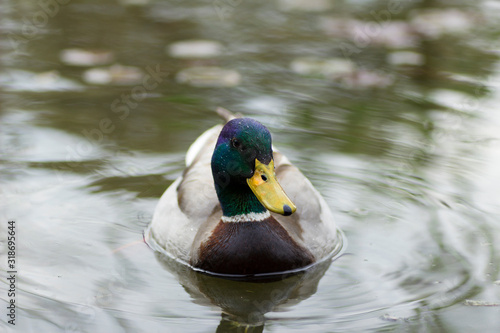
[1,0,500,332]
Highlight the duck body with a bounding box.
[146,111,340,277]
[196,217,314,275]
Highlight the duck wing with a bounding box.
[147,124,223,263]
[272,151,339,261]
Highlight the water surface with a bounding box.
[1,0,500,332]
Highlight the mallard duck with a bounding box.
[146,108,341,276]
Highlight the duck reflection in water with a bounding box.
[155,252,334,332]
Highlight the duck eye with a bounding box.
[231,138,241,149]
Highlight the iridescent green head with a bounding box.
[211,118,296,218]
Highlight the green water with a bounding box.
[1,0,500,332]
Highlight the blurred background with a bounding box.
[1,0,500,332]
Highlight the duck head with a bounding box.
[211,118,296,218]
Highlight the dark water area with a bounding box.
[1,0,500,332]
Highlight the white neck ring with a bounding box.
[221,211,271,223]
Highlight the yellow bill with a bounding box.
[247,159,296,216]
